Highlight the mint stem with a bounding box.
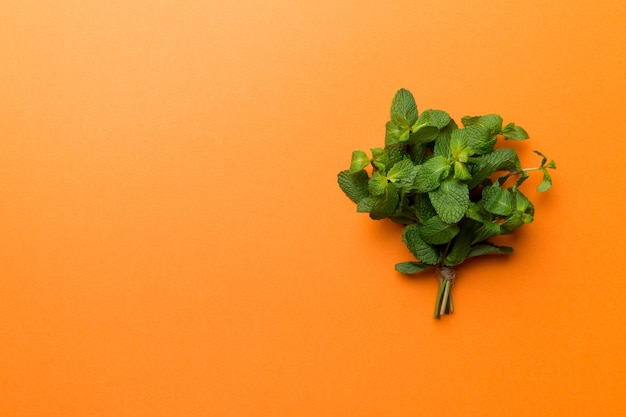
[434,278,445,318]
[512,166,543,175]
[440,280,451,316]
[434,267,456,319]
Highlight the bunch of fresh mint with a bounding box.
[338,89,555,318]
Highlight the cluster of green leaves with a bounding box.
[338,89,556,277]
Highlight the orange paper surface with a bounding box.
[1,1,625,416]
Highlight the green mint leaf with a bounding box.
[465,125,496,155]
[433,130,452,158]
[408,125,439,145]
[502,122,529,140]
[467,148,521,189]
[387,158,416,184]
[512,170,530,189]
[370,148,390,172]
[413,194,438,224]
[515,190,534,215]
[349,150,370,173]
[356,196,376,213]
[483,185,516,216]
[481,147,520,170]
[414,109,451,130]
[402,224,441,265]
[472,221,502,244]
[395,261,435,274]
[532,150,556,191]
[466,202,489,223]
[537,167,553,192]
[408,142,428,164]
[461,114,503,133]
[467,243,513,258]
[390,88,418,126]
[533,150,548,166]
[392,195,418,224]
[428,178,469,224]
[534,150,557,170]
[389,213,418,225]
[431,122,456,158]
[453,161,472,181]
[413,156,451,193]
[482,184,515,216]
[449,129,471,161]
[369,185,399,220]
[385,120,410,146]
[368,171,388,196]
[500,212,527,233]
[387,144,405,165]
[337,169,370,203]
[443,225,474,267]
[418,215,460,245]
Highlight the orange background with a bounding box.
[1,1,625,416]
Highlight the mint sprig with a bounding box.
[338,89,556,319]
